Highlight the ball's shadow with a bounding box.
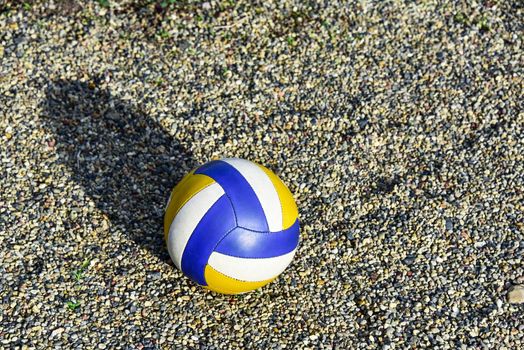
[42,79,194,261]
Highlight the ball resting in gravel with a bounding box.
[164,158,300,294]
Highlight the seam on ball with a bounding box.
[221,190,238,226]
[235,218,299,234]
[207,225,238,266]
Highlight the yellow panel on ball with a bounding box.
[204,265,276,294]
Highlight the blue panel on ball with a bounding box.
[195,160,269,232]
[181,195,236,286]
[215,219,300,259]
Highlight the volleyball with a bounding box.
[164,158,300,294]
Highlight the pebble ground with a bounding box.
[1,1,523,349]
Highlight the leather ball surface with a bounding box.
[164,158,300,294]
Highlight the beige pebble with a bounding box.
[507,285,524,304]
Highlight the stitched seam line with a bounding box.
[236,218,299,234]
[221,190,238,226]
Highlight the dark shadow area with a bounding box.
[42,79,194,261]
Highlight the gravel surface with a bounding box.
[1,0,524,349]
